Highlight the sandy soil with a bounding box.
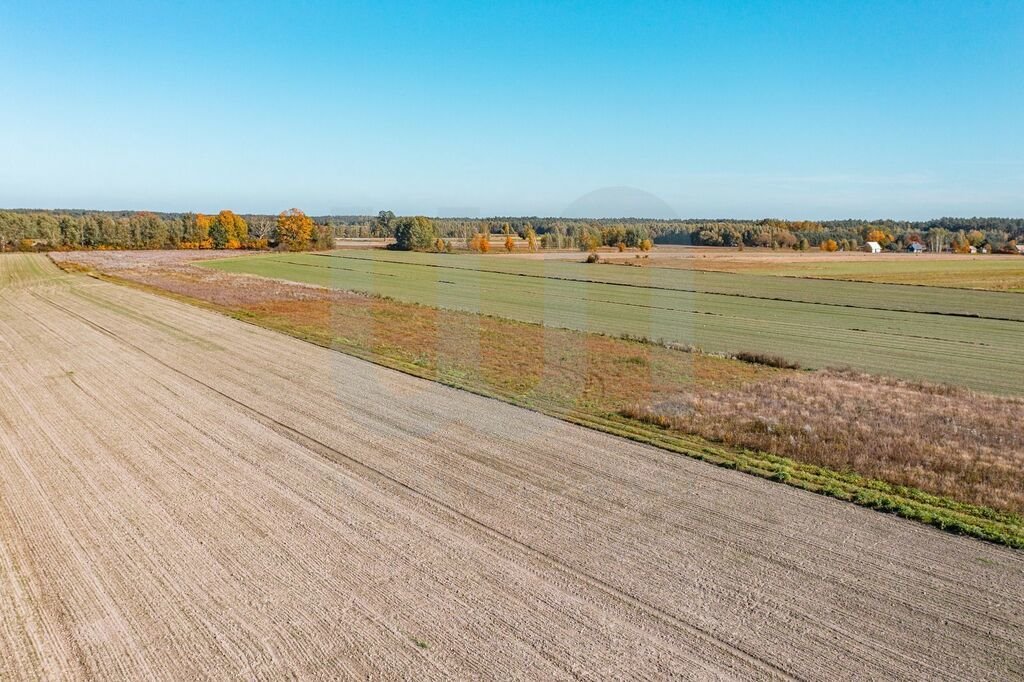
[0,253,1022,680]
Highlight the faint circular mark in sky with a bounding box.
[561,186,678,219]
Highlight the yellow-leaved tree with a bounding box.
[215,210,249,249]
[277,209,313,251]
[525,226,538,251]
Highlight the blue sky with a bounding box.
[1,1,1021,218]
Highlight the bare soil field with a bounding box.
[2,253,1023,679]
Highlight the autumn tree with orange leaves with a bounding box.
[277,208,314,250]
[216,210,249,249]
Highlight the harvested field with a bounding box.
[2,252,1023,679]
[633,249,1024,292]
[53,249,1024,536]
[199,250,1024,395]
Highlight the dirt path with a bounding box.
[0,254,1021,680]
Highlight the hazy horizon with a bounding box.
[3,202,1024,223]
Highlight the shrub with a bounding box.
[585,253,600,263]
[734,351,801,369]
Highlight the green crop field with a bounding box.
[202,250,1024,395]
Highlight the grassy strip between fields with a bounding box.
[75,266,1024,549]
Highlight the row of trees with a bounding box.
[386,213,654,253]
[4,208,1023,254]
[680,219,1024,252]
[355,213,1024,253]
[0,209,331,252]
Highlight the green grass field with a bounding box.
[202,250,1024,395]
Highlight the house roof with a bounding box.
[866,241,882,250]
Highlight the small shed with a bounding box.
[865,241,882,253]
[1017,244,1024,255]
[906,242,925,253]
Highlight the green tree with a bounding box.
[375,210,396,237]
[393,216,437,251]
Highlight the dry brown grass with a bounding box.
[242,295,773,413]
[625,369,1024,513]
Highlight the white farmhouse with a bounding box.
[865,241,882,253]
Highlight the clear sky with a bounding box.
[1,1,1021,219]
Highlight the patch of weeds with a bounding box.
[733,351,801,370]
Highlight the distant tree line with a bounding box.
[0,209,333,252]
[356,213,1024,254]
[3,209,1023,254]
[645,217,1024,253]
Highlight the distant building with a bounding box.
[906,242,925,253]
[969,245,978,254]
[865,241,882,253]
[1017,244,1024,255]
